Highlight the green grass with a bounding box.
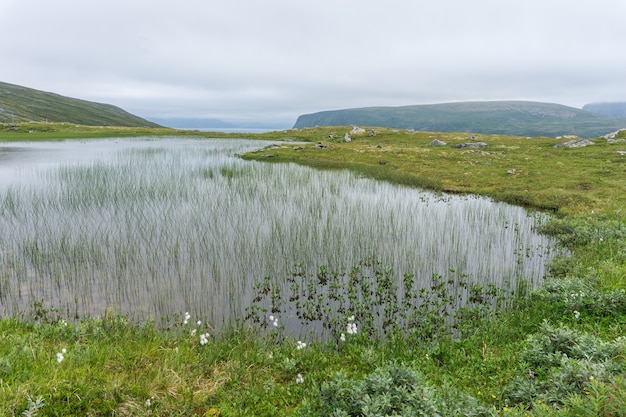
[1,124,625,416]
[244,126,626,216]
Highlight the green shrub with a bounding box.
[298,363,494,417]
[505,322,625,408]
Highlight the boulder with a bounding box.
[429,139,447,147]
[604,129,626,140]
[553,139,594,148]
[350,126,366,135]
[453,142,488,148]
[343,133,352,143]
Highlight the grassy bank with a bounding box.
[1,124,625,416]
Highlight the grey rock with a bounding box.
[429,139,447,147]
[553,139,594,148]
[453,142,488,148]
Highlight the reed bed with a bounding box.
[0,138,563,328]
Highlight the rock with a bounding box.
[378,159,387,165]
[293,146,304,150]
[429,139,447,147]
[350,126,365,135]
[453,142,488,148]
[367,129,376,137]
[328,134,336,139]
[343,133,352,143]
[604,128,626,139]
[607,138,626,144]
[553,139,594,148]
[314,142,328,149]
[283,137,294,142]
[617,151,626,156]
[507,169,516,175]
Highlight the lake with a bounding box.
[0,138,563,330]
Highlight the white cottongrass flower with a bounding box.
[199,332,210,345]
[268,315,279,327]
[340,333,346,342]
[574,310,581,319]
[346,315,358,335]
[183,312,191,325]
[296,340,307,350]
[197,320,202,326]
[295,374,304,384]
[56,352,64,363]
[145,398,151,407]
[191,329,197,336]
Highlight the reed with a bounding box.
[0,138,562,329]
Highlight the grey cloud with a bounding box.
[1,0,625,126]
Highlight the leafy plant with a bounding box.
[247,259,505,342]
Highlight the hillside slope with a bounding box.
[0,81,160,127]
[294,101,626,138]
[583,102,626,118]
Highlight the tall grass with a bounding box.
[0,138,563,329]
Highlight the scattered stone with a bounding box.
[453,142,488,148]
[376,144,383,149]
[617,151,626,156]
[507,169,516,175]
[343,133,352,143]
[378,159,387,165]
[263,144,281,150]
[553,139,594,148]
[328,134,336,139]
[293,146,304,150]
[282,137,294,142]
[429,139,447,147]
[607,138,626,144]
[367,129,376,137]
[469,134,476,140]
[314,142,328,149]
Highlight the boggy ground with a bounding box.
[1,124,625,416]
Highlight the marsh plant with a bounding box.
[246,259,508,340]
[0,139,561,327]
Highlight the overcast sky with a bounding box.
[1,0,625,127]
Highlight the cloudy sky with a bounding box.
[1,0,625,127]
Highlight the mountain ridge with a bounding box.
[293,101,626,138]
[0,81,160,127]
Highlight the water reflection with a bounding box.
[0,138,564,329]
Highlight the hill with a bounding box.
[583,102,626,118]
[0,81,160,127]
[293,101,626,138]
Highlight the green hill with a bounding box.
[293,101,626,138]
[0,81,160,127]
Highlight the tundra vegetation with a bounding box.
[1,123,625,416]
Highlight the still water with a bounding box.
[0,138,562,328]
